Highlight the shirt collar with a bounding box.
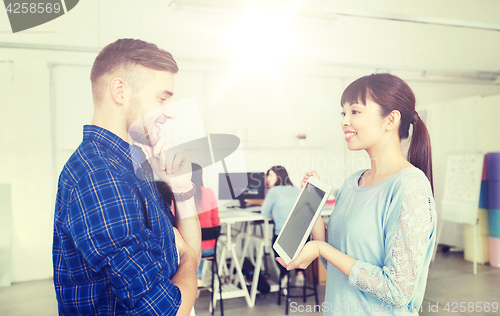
[82,125,147,167]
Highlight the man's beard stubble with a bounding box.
[126,96,153,147]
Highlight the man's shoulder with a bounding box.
[59,139,128,187]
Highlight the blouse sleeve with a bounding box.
[347,171,435,306]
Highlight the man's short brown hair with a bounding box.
[90,38,179,102]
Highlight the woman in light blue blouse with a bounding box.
[277,74,436,315]
[261,165,303,287]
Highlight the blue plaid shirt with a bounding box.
[53,125,180,315]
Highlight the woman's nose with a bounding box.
[341,114,350,127]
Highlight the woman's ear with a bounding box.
[386,110,401,131]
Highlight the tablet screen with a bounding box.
[276,182,326,258]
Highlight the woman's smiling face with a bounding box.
[341,99,387,152]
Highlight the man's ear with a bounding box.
[110,77,126,105]
[386,110,401,131]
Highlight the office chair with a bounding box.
[277,237,319,315]
[199,225,224,315]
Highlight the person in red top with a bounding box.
[191,163,220,282]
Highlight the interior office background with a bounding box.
[1,0,500,289]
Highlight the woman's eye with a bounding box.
[160,98,166,102]
[352,110,359,115]
[340,112,346,117]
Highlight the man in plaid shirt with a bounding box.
[52,39,201,315]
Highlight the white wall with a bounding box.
[423,94,500,248]
[0,184,12,286]
[476,95,500,153]
[423,96,481,248]
[0,50,97,283]
[1,0,500,283]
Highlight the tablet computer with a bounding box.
[273,176,332,265]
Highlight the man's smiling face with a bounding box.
[127,68,175,147]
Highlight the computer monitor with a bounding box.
[219,172,265,208]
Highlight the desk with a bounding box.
[216,208,274,308]
[214,203,334,308]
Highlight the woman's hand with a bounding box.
[301,170,320,188]
[276,241,321,270]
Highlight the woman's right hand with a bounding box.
[276,241,321,271]
[301,170,320,188]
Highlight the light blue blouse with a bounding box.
[323,167,436,315]
[261,185,300,235]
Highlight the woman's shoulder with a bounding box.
[200,186,216,198]
[341,167,430,193]
[285,185,299,191]
[269,185,299,195]
[200,186,213,193]
[396,167,433,195]
[399,167,430,183]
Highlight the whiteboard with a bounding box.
[441,154,484,225]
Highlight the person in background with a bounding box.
[278,73,436,316]
[191,163,220,285]
[261,165,304,288]
[156,180,176,217]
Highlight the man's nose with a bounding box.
[163,103,176,119]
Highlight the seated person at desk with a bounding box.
[261,165,304,287]
[192,163,220,285]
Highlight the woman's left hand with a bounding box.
[276,241,321,270]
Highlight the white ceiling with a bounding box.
[1,0,499,80]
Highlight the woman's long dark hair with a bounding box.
[191,163,203,210]
[155,163,204,219]
[341,73,433,192]
[155,181,177,223]
[267,165,293,187]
